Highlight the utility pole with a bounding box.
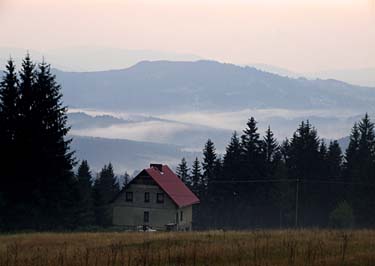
[295,178,299,228]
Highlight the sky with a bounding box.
[0,0,374,72]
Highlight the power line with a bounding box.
[211,178,375,186]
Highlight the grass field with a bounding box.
[0,230,375,266]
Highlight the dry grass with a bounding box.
[1,230,375,266]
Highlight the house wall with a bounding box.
[112,181,178,230]
[177,205,193,231]
[112,173,196,231]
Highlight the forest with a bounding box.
[1,56,375,231]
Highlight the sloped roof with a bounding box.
[144,165,200,208]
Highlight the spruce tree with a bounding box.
[121,171,131,189]
[76,160,95,226]
[191,157,202,195]
[2,56,76,229]
[262,126,279,177]
[351,114,375,226]
[93,163,120,226]
[288,121,321,180]
[327,140,343,180]
[223,131,242,180]
[288,121,322,226]
[357,114,375,182]
[344,123,361,180]
[202,139,217,193]
[176,157,190,184]
[240,117,264,179]
[31,60,76,228]
[0,59,19,207]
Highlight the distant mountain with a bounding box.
[0,46,201,72]
[311,68,375,88]
[71,135,199,174]
[249,63,375,88]
[249,63,302,78]
[55,60,375,113]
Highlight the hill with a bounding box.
[55,60,375,113]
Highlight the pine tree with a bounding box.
[223,131,242,180]
[121,171,131,189]
[262,126,279,177]
[191,157,202,195]
[344,123,361,180]
[10,55,37,224]
[202,139,217,193]
[176,157,190,184]
[349,114,375,226]
[93,163,120,226]
[327,140,343,180]
[75,160,95,226]
[240,117,264,179]
[2,56,76,229]
[31,60,76,228]
[357,114,375,182]
[288,121,321,180]
[287,121,322,226]
[0,59,19,206]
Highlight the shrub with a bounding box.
[329,201,354,229]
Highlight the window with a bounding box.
[180,211,183,221]
[156,193,164,203]
[176,212,179,223]
[125,192,133,202]
[144,192,150,203]
[144,211,149,223]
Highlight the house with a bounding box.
[112,164,200,231]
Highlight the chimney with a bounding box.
[150,163,163,172]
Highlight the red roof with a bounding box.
[144,165,200,208]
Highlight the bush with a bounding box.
[329,201,354,229]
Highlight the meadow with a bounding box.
[0,230,375,266]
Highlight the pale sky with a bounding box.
[0,0,374,72]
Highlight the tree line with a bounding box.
[0,56,129,231]
[177,116,375,229]
[1,56,375,231]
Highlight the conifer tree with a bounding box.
[357,114,375,182]
[76,160,95,226]
[202,139,217,193]
[327,140,343,180]
[345,123,361,180]
[262,126,279,177]
[176,157,190,184]
[223,131,242,179]
[288,121,320,180]
[31,60,76,228]
[240,117,264,178]
[12,55,37,222]
[121,171,131,189]
[93,163,119,226]
[2,56,76,229]
[191,157,202,195]
[0,59,19,207]
[348,114,375,226]
[287,121,322,226]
